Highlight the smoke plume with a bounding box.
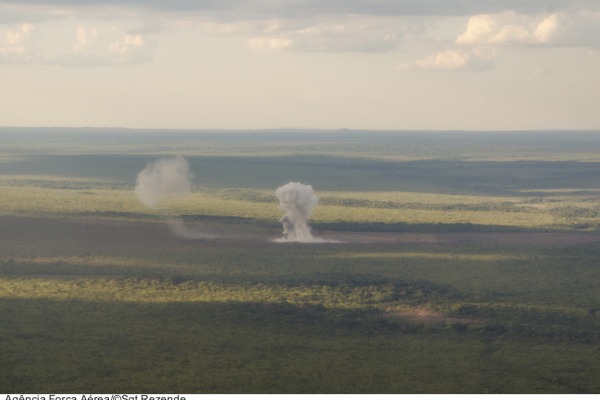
[135,156,219,239]
[275,182,319,242]
[135,156,192,208]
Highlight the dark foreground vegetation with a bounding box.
[1,217,599,393]
[1,128,600,393]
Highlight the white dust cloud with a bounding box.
[134,156,218,239]
[134,160,337,243]
[275,181,324,243]
[135,156,192,208]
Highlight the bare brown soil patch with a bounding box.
[0,215,598,259]
[317,229,600,247]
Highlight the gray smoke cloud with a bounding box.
[135,156,192,208]
[134,156,218,239]
[275,181,320,242]
[134,162,334,242]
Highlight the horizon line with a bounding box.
[1,126,600,133]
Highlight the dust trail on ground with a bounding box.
[167,218,220,239]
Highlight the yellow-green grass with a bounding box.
[0,186,151,217]
[0,184,582,229]
[0,277,404,310]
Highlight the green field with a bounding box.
[1,128,600,393]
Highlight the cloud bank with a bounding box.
[1,0,598,17]
[246,16,405,53]
[457,11,600,49]
[1,0,599,71]
[399,9,600,71]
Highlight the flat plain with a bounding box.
[1,128,600,393]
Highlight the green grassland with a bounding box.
[0,180,595,231]
[1,128,600,393]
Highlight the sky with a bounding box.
[1,0,599,130]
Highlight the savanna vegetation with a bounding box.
[1,128,600,393]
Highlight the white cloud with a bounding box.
[414,49,470,70]
[64,30,153,65]
[2,2,599,70]
[455,11,600,49]
[534,14,559,42]
[237,16,406,53]
[456,12,561,45]
[186,15,407,53]
[0,23,38,62]
[176,16,406,53]
[5,22,34,45]
[399,47,497,71]
[455,14,496,45]
[399,9,600,73]
[248,37,291,50]
[62,24,157,65]
[0,19,157,65]
[73,25,98,50]
[109,33,145,60]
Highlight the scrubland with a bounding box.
[1,128,600,393]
